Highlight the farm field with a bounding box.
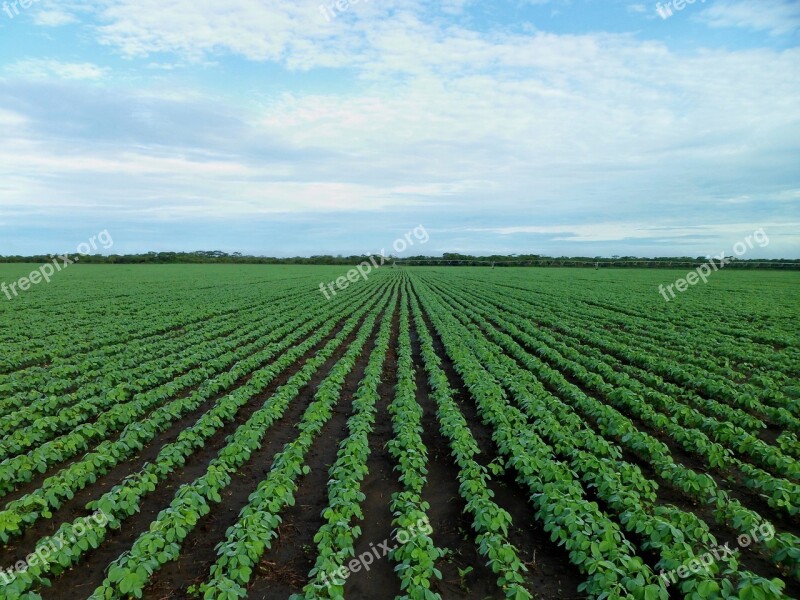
[0,264,798,600]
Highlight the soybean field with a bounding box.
[0,264,798,600]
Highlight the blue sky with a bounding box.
[0,0,798,258]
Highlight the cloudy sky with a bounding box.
[0,0,798,258]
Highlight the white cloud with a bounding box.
[94,0,338,62]
[33,10,78,26]
[700,0,800,36]
[5,59,108,80]
[0,109,27,128]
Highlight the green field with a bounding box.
[0,265,798,600]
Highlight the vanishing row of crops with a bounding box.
[0,264,797,599]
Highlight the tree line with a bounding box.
[0,251,798,269]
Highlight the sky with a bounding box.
[0,0,798,258]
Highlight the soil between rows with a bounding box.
[338,299,403,598]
